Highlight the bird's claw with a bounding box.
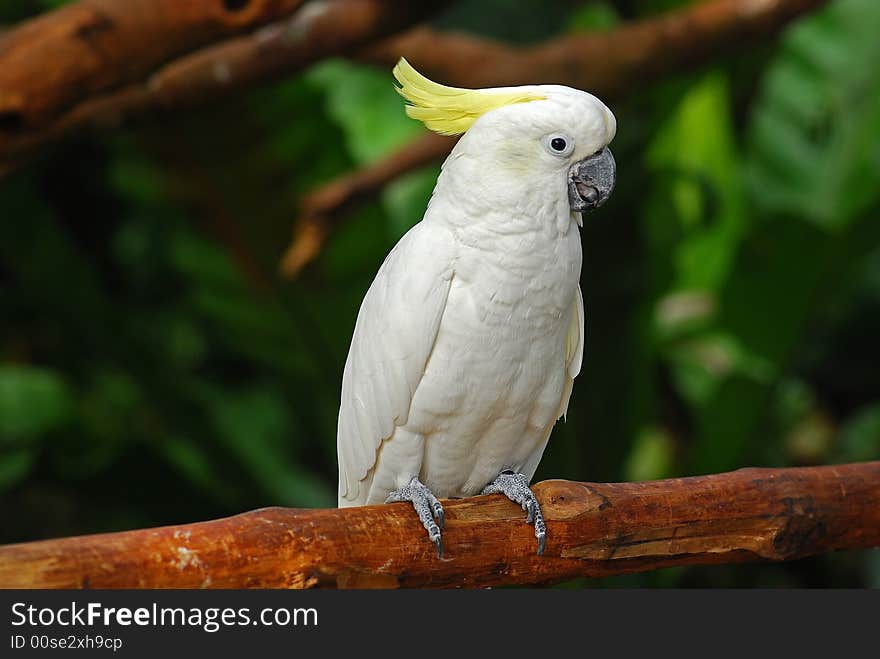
[386,477,445,558]
[433,501,445,530]
[482,470,547,555]
[536,527,546,556]
[431,533,443,559]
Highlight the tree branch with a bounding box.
[0,0,309,129]
[0,0,451,172]
[1,462,877,589]
[361,0,828,92]
[280,0,828,277]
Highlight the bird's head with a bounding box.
[393,58,616,218]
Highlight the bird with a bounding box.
[336,58,616,557]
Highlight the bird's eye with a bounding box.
[543,133,574,157]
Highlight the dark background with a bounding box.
[1,0,878,586]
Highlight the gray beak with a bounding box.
[568,147,616,213]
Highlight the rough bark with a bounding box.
[1,462,877,589]
[0,0,450,171]
[362,0,828,93]
[0,0,309,129]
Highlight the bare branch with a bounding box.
[361,0,828,92]
[0,0,309,129]
[0,462,877,589]
[280,0,828,277]
[0,0,451,171]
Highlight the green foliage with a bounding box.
[0,365,73,443]
[839,405,880,462]
[308,61,421,164]
[308,60,442,239]
[624,426,675,482]
[0,0,877,587]
[747,0,880,229]
[0,365,73,490]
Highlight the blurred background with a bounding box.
[1,0,878,587]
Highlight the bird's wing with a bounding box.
[337,222,454,504]
[520,285,585,481]
[557,284,586,423]
[565,285,585,382]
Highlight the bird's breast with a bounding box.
[404,223,581,435]
[452,222,582,334]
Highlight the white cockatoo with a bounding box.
[337,59,616,556]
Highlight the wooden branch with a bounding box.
[361,0,829,93]
[0,0,309,128]
[280,0,828,277]
[1,462,877,589]
[0,0,451,171]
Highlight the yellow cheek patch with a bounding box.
[393,58,545,136]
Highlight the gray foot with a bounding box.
[386,477,445,557]
[482,470,546,555]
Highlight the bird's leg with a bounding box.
[482,470,546,555]
[385,477,445,558]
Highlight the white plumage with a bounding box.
[337,62,615,514]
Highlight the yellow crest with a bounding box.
[392,58,545,136]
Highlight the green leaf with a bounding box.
[690,373,770,473]
[746,0,880,230]
[0,365,74,444]
[157,435,240,507]
[170,229,241,288]
[194,384,335,508]
[624,427,675,482]
[307,60,422,164]
[307,60,437,238]
[50,370,141,477]
[0,448,37,491]
[837,404,880,462]
[108,148,168,206]
[645,72,745,292]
